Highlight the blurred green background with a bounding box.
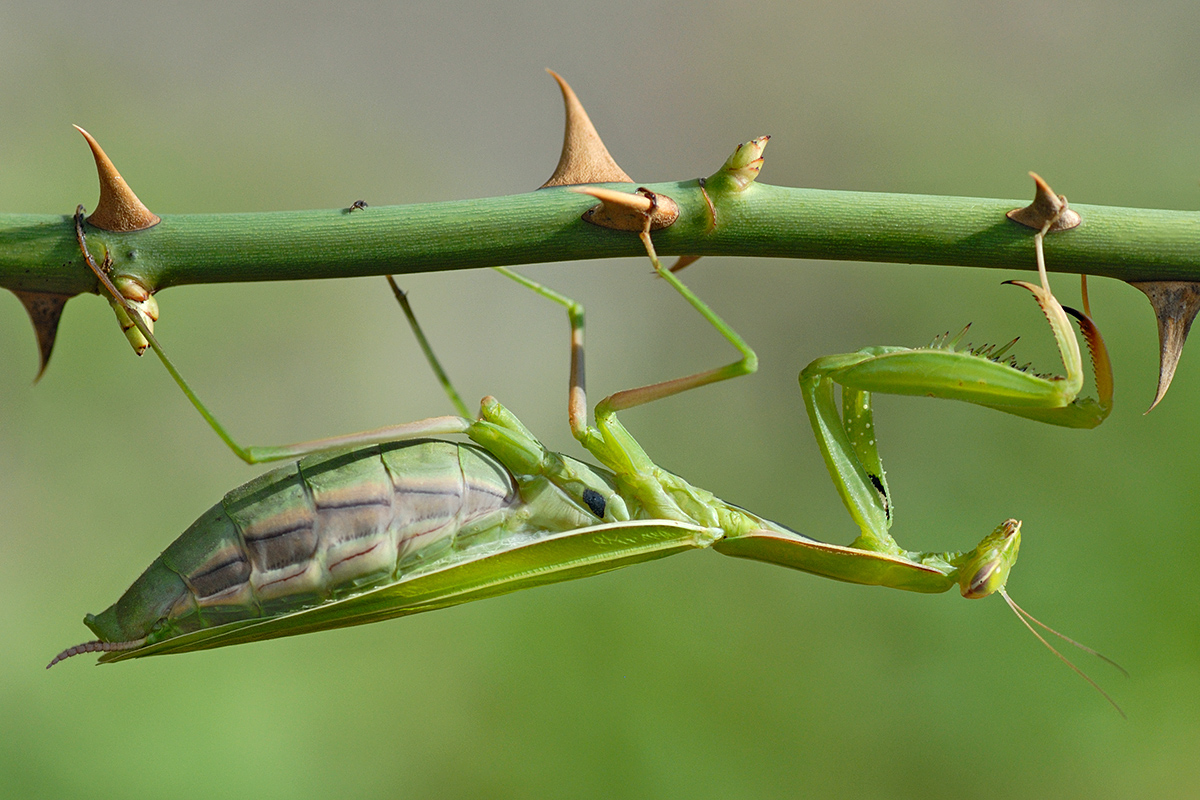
[3,2,1199,797]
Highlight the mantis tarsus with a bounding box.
[53,199,1122,711]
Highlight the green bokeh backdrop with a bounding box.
[3,2,1199,798]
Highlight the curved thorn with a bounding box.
[540,70,633,188]
[11,289,74,381]
[73,125,160,232]
[1129,281,1200,412]
[669,255,702,273]
[1007,172,1081,232]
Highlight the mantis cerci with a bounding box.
[53,184,1122,710]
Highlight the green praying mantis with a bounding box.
[51,179,1123,710]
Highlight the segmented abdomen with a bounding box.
[152,440,519,635]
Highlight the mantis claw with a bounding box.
[1061,304,1115,418]
[799,242,1112,567]
[993,279,1112,428]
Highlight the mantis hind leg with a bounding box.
[384,276,471,418]
[492,204,757,440]
[599,211,757,417]
[75,209,473,464]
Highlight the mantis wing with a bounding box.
[98,520,719,662]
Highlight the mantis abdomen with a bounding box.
[83,440,532,650]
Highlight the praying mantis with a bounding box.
[50,178,1121,709]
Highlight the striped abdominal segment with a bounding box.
[85,441,522,644]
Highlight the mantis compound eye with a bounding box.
[963,559,1003,599]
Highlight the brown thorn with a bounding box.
[1129,281,1200,412]
[73,125,161,232]
[669,255,702,273]
[1007,172,1081,232]
[572,186,679,232]
[11,289,74,381]
[540,70,634,188]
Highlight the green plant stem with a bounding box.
[3,181,1199,298]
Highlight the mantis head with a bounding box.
[956,518,1126,715]
[957,518,1021,599]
